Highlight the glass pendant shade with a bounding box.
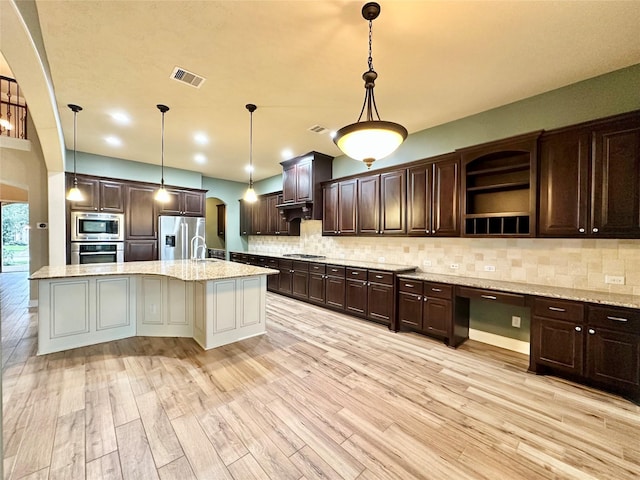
[66,186,84,201]
[334,120,407,169]
[244,186,257,203]
[155,185,170,203]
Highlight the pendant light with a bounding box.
[243,103,258,203]
[333,2,407,169]
[66,104,84,201]
[155,104,171,203]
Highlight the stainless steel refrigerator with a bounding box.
[159,216,206,260]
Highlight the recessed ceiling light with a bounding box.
[110,112,131,125]
[245,165,254,173]
[105,136,122,146]
[194,153,206,164]
[281,148,293,159]
[194,132,209,145]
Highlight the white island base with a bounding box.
[33,261,274,355]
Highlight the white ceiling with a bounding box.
[27,1,640,183]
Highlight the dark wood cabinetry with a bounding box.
[216,204,226,237]
[241,192,300,236]
[531,298,640,401]
[345,268,368,316]
[280,152,333,220]
[357,170,406,235]
[367,270,394,325]
[322,179,357,235]
[66,174,124,213]
[124,240,157,262]
[277,259,294,295]
[159,188,206,216]
[291,261,309,300]
[325,265,346,309]
[398,280,454,342]
[239,200,253,236]
[124,184,157,261]
[539,111,640,238]
[308,263,326,304]
[461,131,540,237]
[407,154,460,236]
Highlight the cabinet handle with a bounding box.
[331,269,338,272]
[607,316,628,322]
[575,326,582,332]
[548,307,566,312]
[592,227,599,233]
[334,230,338,234]
[431,288,442,292]
[375,275,383,279]
[481,295,497,300]
[352,271,359,275]
[578,228,585,233]
[423,297,428,302]
[367,281,371,286]
[588,328,595,335]
[425,229,430,234]
[338,230,341,234]
[404,283,415,288]
[416,295,422,301]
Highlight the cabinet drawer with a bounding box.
[309,263,326,274]
[279,259,293,269]
[326,265,345,277]
[265,258,279,268]
[457,286,526,306]
[588,306,640,334]
[533,297,584,321]
[347,268,367,280]
[368,270,393,285]
[423,282,453,300]
[292,261,309,272]
[399,280,423,294]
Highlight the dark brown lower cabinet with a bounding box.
[325,266,346,309]
[398,279,454,342]
[345,268,368,316]
[367,270,394,325]
[278,259,293,295]
[308,263,326,304]
[531,299,640,402]
[291,261,309,300]
[124,240,157,262]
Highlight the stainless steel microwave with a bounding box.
[71,211,124,241]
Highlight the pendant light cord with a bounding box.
[73,108,78,186]
[161,110,165,186]
[249,109,254,187]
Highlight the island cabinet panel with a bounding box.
[38,276,136,355]
[137,276,193,337]
[539,111,640,238]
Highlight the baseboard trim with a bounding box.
[468,328,530,355]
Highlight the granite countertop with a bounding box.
[398,271,640,309]
[30,260,279,282]
[240,252,417,273]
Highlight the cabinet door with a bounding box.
[292,270,309,299]
[345,279,367,316]
[380,170,406,235]
[296,158,313,202]
[407,165,431,235]
[99,181,125,213]
[159,189,183,215]
[367,283,393,325]
[591,118,640,237]
[68,176,100,211]
[126,185,157,239]
[532,316,583,376]
[338,180,357,235]
[322,183,339,235]
[538,128,590,236]
[325,276,345,309]
[267,195,279,234]
[278,267,293,294]
[586,328,640,393]
[216,204,226,237]
[432,159,460,236]
[398,292,423,329]
[239,200,253,236]
[308,273,325,304]
[252,197,268,235]
[183,191,205,216]
[124,240,157,261]
[423,297,451,337]
[357,175,380,234]
[282,163,297,203]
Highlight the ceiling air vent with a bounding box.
[170,66,206,88]
[308,125,330,135]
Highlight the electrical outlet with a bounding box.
[423,259,432,267]
[484,265,496,272]
[378,257,385,263]
[605,275,625,285]
[450,263,459,269]
[511,316,521,328]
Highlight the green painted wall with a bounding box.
[470,301,531,343]
[333,63,640,178]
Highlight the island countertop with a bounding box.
[30,259,279,282]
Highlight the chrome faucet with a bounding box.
[190,235,207,261]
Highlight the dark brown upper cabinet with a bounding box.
[322,179,357,235]
[460,131,540,237]
[242,192,299,236]
[280,152,333,220]
[158,188,206,217]
[407,153,460,236]
[357,170,406,235]
[66,174,124,213]
[539,111,640,238]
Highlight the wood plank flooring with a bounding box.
[2,271,640,479]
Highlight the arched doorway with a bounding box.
[205,197,226,259]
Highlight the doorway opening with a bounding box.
[1,202,29,272]
[205,197,226,259]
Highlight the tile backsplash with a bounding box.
[249,220,640,296]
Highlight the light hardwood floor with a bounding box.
[2,271,640,479]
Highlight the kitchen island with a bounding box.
[30,259,278,355]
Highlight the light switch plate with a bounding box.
[511,316,521,328]
[605,275,625,285]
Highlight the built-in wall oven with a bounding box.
[71,211,124,242]
[71,242,124,265]
[70,212,125,264]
